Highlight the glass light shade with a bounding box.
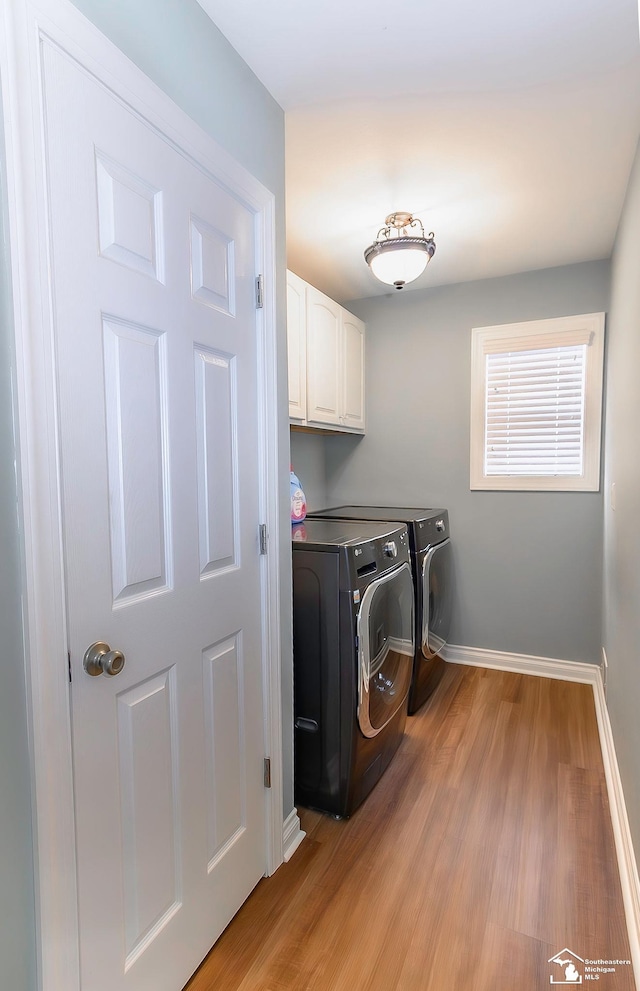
[364,232,435,289]
[369,243,430,286]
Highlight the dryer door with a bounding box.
[421,538,453,659]
[357,562,414,738]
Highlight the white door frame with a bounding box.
[0,2,284,989]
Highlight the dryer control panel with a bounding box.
[416,510,449,549]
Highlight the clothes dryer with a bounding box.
[292,519,414,817]
[308,507,453,713]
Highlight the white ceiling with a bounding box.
[197,0,640,302]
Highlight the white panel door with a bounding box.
[306,285,341,426]
[341,311,366,432]
[40,39,267,991]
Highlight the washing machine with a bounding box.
[292,518,414,817]
[308,507,453,713]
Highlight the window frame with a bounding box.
[470,312,605,492]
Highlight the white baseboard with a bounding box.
[591,675,640,987]
[442,645,640,985]
[443,643,601,685]
[282,809,305,863]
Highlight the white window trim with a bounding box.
[470,312,605,491]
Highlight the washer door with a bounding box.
[357,562,414,738]
[421,538,453,659]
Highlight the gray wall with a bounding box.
[0,4,288,986]
[603,136,640,855]
[290,429,329,511]
[0,99,36,991]
[305,260,610,663]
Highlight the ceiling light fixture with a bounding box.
[364,211,436,290]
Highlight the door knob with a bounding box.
[83,641,126,677]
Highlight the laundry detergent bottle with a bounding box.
[290,467,307,523]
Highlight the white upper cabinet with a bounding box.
[286,271,307,423]
[341,312,365,432]
[306,285,342,427]
[286,271,365,433]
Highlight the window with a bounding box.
[470,313,605,491]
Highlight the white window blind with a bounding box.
[484,344,587,476]
[470,313,604,491]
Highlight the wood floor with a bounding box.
[185,664,635,990]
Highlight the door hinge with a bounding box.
[264,757,272,788]
[259,523,268,555]
[255,274,264,309]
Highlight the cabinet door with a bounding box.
[306,285,341,427]
[286,271,307,423]
[341,311,365,432]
